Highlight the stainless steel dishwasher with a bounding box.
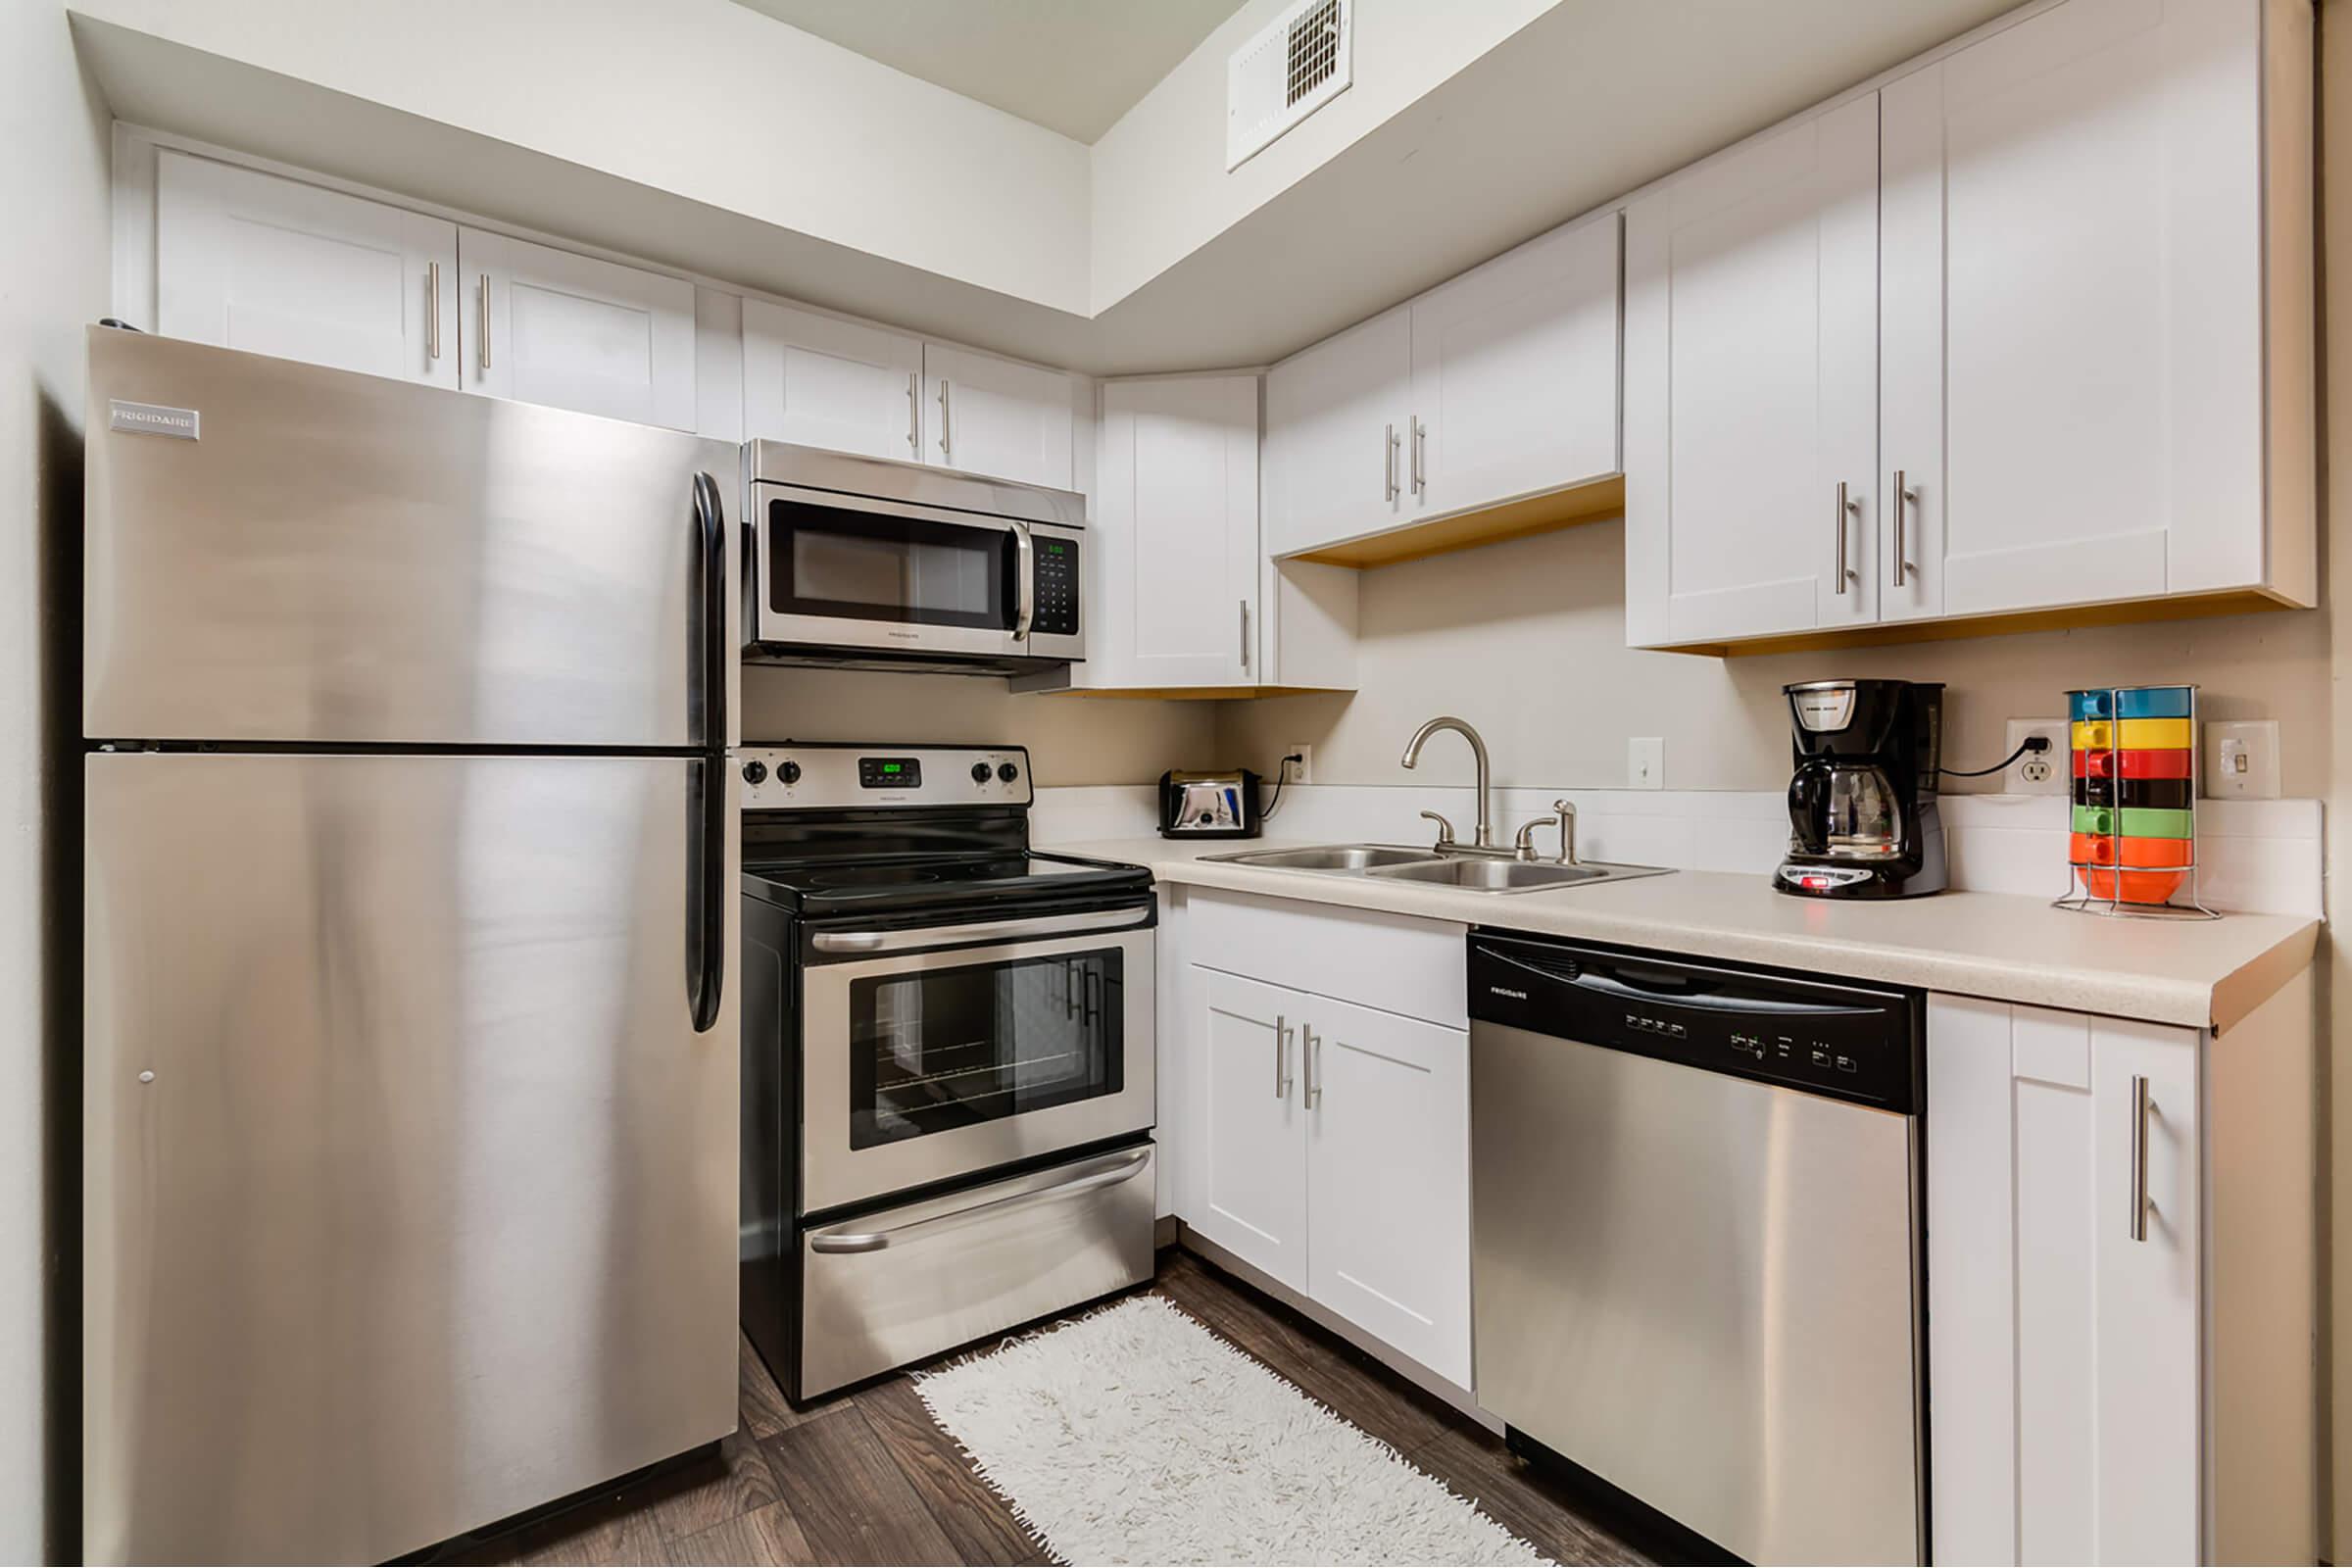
[1468,932,1924,1566]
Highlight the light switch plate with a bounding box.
[2204,720,2278,799]
[1629,737,1663,790]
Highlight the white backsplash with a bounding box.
[1031,784,2323,918]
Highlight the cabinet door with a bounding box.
[742,299,921,462]
[1883,0,2268,619]
[1927,998,2200,1566]
[1624,95,1880,647]
[1190,967,1307,1292]
[156,150,458,388]
[1303,996,1471,1387]
[460,228,697,430]
[1093,377,1258,689]
[922,344,1075,489]
[1409,214,1621,517]
[1263,305,1410,557]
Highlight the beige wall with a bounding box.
[1218,518,2331,799]
[2326,2,2349,1556]
[1,3,112,1560]
[741,667,1215,787]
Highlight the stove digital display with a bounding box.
[858,757,922,789]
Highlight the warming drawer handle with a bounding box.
[812,906,1151,955]
[808,1148,1152,1254]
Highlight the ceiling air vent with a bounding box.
[1227,0,1353,172]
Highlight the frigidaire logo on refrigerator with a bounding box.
[108,400,200,439]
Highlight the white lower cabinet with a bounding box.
[1178,893,1471,1389]
[1926,983,2317,1566]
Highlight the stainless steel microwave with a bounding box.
[742,441,1085,674]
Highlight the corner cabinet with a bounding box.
[1016,375,1356,698]
[1173,893,1472,1390]
[1926,980,2317,1565]
[1627,0,2315,652]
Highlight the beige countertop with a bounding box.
[1048,836,2319,1035]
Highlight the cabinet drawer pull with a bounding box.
[2129,1073,2153,1242]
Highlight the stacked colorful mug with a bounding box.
[2067,685,2195,907]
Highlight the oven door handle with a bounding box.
[810,906,1151,955]
[809,1147,1152,1254]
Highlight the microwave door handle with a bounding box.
[810,905,1151,955]
[690,470,727,1033]
[1009,519,1035,641]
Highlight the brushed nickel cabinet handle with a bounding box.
[1303,1022,1323,1108]
[938,380,952,462]
[906,372,919,453]
[1385,423,1400,502]
[1891,469,1913,587]
[426,261,441,361]
[477,273,491,371]
[1274,1015,1293,1100]
[2129,1074,2154,1242]
[1239,600,1250,671]
[1410,417,1427,497]
[1835,482,1859,593]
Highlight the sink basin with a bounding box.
[1365,858,1629,892]
[1203,844,1444,871]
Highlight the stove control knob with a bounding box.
[741,760,768,785]
[997,761,1020,784]
[777,760,803,785]
[971,761,993,784]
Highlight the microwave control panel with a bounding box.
[1032,538,1080,637]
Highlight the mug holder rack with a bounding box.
[2052,684,2217,921]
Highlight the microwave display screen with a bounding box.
[770,498,1009,629]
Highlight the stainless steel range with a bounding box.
[739,745,1156,1400]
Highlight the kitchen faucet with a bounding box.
[1400,715,1494,849]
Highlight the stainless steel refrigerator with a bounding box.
[81,328,741,1565]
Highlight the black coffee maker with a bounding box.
[1775,678,1947,899]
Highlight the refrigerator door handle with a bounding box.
[692,470,727,1033]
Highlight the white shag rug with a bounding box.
[913,1296,1554,1567]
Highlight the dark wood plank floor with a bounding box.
[442,1248,1645,1567]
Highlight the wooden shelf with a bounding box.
[1287,473,1625,569]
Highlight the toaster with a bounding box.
[1158,768,1263,838]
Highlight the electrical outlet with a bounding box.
[2005,718,2068,795]
[1629,737,1663,791]
[2204,720,2278,799]
[1285,744,1313,787]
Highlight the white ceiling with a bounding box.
[727,0,1248,143]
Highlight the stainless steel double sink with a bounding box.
[1200,843,1672,895]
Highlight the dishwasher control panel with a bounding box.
[1469,932,1920,1112]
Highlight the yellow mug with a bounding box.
[2071,718,2192,751]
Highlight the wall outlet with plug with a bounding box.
[1284,744,1313,786]
[2003,719,2068,795]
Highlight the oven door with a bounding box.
[749,482,1083,662]
[799,906,1154,1213]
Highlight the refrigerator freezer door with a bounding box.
[82,752,740,1565]
[85,328,738,748]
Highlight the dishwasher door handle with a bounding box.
[1478,945,1876,1018]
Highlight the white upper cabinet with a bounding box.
[1264,306,1411,557]
[156,150,458,388]
[458,228,697,431]
[1623,96,1882,647]
[922,343,1076,490]
[1094,376,1260,689]
[1880,0,2312,621]
[741,299,921,463]
[1408,214,1621,519]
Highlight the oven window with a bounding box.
[769,498,1011,629]
[849,949,1124,1149]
